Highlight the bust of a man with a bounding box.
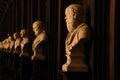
[8,35,15,53]
[2,38,10,52]
[62,4,91,72]
[31,20,47,60]
[20,29,31,57]
[13,32,21,54]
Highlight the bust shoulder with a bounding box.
[33,31,47,47]
[37,31,47,41]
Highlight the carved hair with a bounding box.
[20,29,28,37]
[20,29,27,34]
[66,4,84,22]
[13,32,20,38]
[33,20,45,30]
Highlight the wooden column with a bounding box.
[15,0,17,32]
[38,0,40,20]
[57,0,61,80]
[109,0,115,80]
[29,0,34,40]
[114,0,119,80]
[45,0,51,80]
[17,0,21,32]
[48,0,58,80]
[20,0,24,28]
[32,0,38,21]
[30,0,33,27]
[9,4,12,34]
[27,0,30,33]
[15,0,19,32]
[38,0,45,21]
[11,0,16,34]
[94,0,110,80]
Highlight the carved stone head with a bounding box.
[65,4,84,32]
[32,20,45,36]
[8,35,14,41]
[20,29,27,38]
[13,32,19,40]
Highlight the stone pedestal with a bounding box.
[32,60,47,80]
[63,72,90,80]
[13,54,20,80]
[19,57,32,80]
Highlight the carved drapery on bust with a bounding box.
[62,4,91,72]
[20,29,31,57]
[31,20,48,60]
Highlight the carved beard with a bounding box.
[34,29,43,36]
[66,20,75,32]
[34,30,39,36]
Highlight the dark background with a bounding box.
[0,0,117,80]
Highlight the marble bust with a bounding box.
[13,32,21,54]
[31,20,48,60]
[8,35,15,53]
[2,38,10,52]
[62,4,91,72]
[19,29,31,57]
[19,29,32,80]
